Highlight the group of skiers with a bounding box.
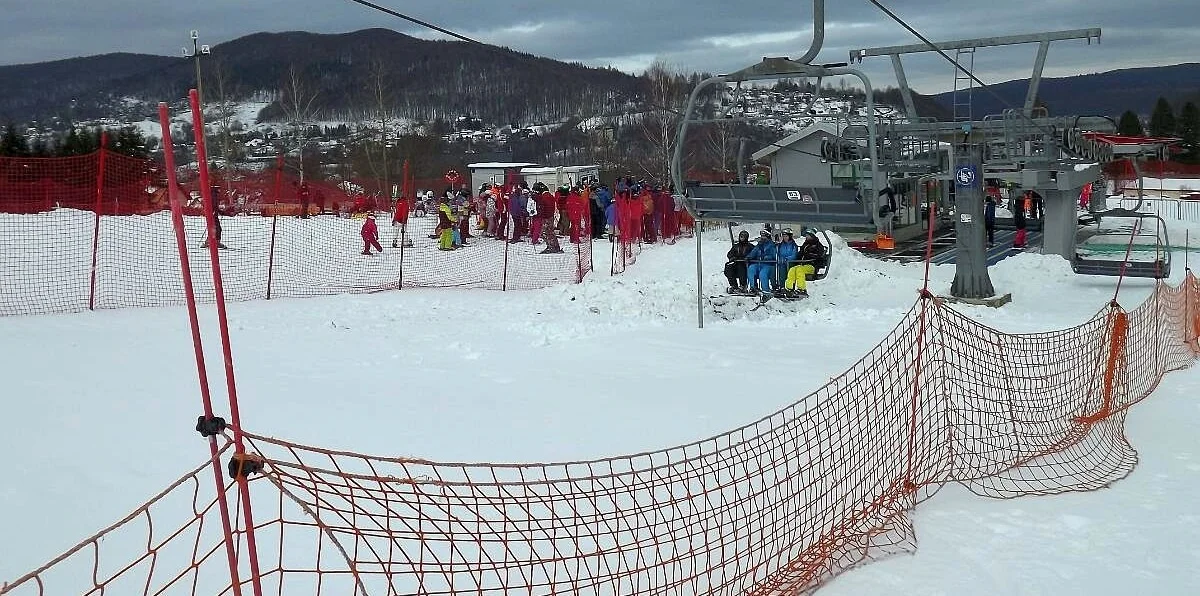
[724,227,828,301]
[469,181,591,252]
[356,176,693,256]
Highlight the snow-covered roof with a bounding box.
[520,165,599,175]
[751,122,842,162]
[467,162,540,170]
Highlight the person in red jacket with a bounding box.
[361,213,383,255]
[536,188,564,253]
[566,187,587,244]
[391,197,410,248]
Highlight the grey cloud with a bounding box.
[1,0,1195,95]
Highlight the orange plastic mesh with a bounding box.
[6,274,1197,596]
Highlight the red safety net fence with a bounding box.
[0,153,592,317]
[609,191,694,275]
[6,272,1199,596]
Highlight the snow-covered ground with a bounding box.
[2,220,1199,593]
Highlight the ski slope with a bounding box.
[2,223,1199,594]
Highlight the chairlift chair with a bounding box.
[801,229,835,281]
[1071,207,1171,279]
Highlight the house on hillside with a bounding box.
[751,122,867,188]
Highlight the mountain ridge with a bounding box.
[930,63,1200,118]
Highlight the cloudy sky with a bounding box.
[2,0,1196,93]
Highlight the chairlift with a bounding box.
[724,224,835,285]
[1071,207,1171,279]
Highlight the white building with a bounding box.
[751,123,865,187]
[519,165,600,189]
[467,162,539,193]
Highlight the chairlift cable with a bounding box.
[342,0,689,120]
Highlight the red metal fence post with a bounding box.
[274,154,283,203]
[157,102,245,596]
[87,134,108,310]
[576,237,584,283]
[189,89,266,596]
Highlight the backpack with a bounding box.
[526,195,538,217]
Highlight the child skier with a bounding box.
[361,213,383,255]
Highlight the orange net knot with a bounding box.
[227,452,266,479]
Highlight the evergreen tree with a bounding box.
[57,128,83,156]
[110,126,151,159]
[1148,97,1177,138]
[29,138,50,157]
[55,127,102,156]
[1116,110,1145,137]
[0,123,31,156]
[1178,101,1200,164]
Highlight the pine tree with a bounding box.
[1148,97,1177,138]
[30,138,50,157]
[110,126,151,159]
[57,128,82,156]
[1116,110,1145,137]
[1178,101,1200,164]
[0,123,31,156]
[56,127,102,156]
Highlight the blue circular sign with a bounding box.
[955,165,977,188]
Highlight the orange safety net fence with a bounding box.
[4,274,1199,596]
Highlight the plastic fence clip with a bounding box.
[227,453,266,479]
[195,415,227,438]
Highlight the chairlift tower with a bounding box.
[847,27,1114,301]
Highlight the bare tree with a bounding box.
[278,64,320,182]
[207,57,242,171]
[357,58,398,200]
[704,120,740,181]
[638,61,690,183]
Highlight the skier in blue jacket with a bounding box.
[775,229,799,289]
[746,230,779,298]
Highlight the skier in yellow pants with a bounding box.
[436,200,456,250]
[782,230,827,298]
[785,263,815,295]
